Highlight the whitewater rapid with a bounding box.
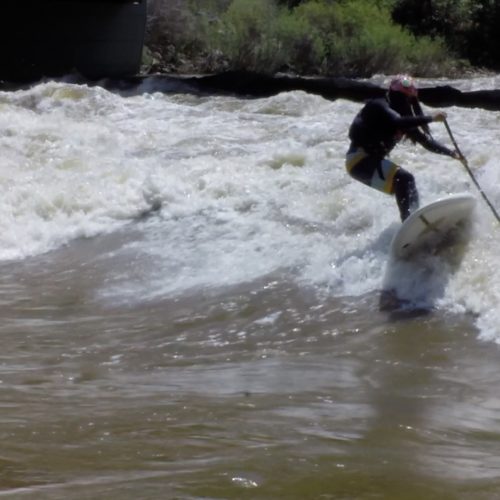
[1,78,500,340]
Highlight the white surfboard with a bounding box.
[391,194,476,259]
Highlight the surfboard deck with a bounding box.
[391,194,476,259]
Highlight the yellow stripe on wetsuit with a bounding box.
[345,147,398,195]
[345,149,368,172]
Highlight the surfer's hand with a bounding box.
[432,111,447,122]
[451,150,463,160]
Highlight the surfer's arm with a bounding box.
[391,109,446,132]
[407,128,455,156]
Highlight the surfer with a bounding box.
[346,75,460,221]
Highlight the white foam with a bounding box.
[2,79,500,340]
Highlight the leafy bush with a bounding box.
[288,0,451,76]
[393,0,500,70]
[273,9,326,74]
[211,0,286,71]
[145,0,458,76]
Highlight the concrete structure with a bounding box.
[0,0,147,81]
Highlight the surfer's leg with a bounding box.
[393,168,419,221]
[347,150,415,220]
[346,149,397,191]
[345,148,370,180]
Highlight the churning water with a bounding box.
[1,76,500,499]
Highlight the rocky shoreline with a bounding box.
[3,70,500,111]
[102,70,500,111]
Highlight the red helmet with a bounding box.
[389,75,418,97]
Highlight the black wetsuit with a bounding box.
[347,97,454,221]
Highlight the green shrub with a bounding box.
[273,8,327,73]
[146,0,458,77]
[211,0,287,72]
[290,0,452,76]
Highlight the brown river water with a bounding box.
[1,78,500,498]
[0,230,498,500]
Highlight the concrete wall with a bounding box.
[0,0,147,81]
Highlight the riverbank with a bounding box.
[156,70,500,110]
[10,70,497,112]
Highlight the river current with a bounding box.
[1,76,500,498]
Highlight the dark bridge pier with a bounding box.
[0,0,147,82]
